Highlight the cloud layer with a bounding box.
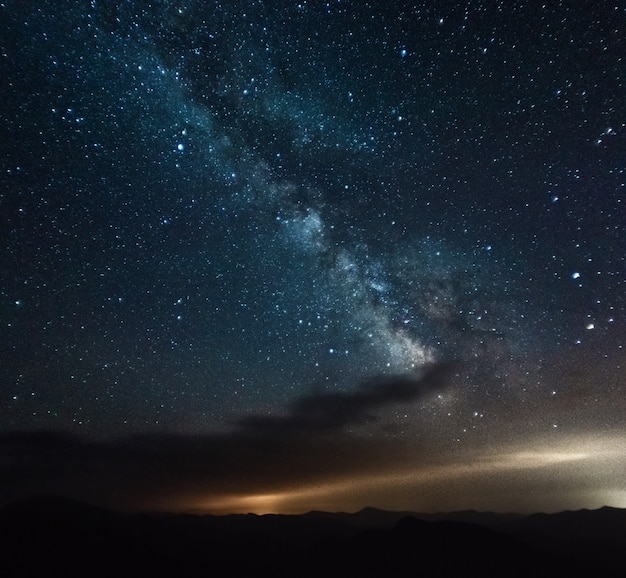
[0,365,452,511]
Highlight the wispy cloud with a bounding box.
[239,362,454,434]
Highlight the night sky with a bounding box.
[1,1,625,515]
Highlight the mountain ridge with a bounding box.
[1,495,624,577]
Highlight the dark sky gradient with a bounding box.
[1,1,625,514]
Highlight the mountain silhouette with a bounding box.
[1,496,623,577]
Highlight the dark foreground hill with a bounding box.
[1,496,624,577]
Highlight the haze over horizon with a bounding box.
[1,1,625,516]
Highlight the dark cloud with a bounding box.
[0,429,401,512]
[0,364,453,511]
[239,362,455,435]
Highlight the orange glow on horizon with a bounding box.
[178,434,626,516]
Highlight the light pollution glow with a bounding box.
[183,434,626,515]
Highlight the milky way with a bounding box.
[1,1,625,514]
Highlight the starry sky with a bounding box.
[1,1,625,515]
